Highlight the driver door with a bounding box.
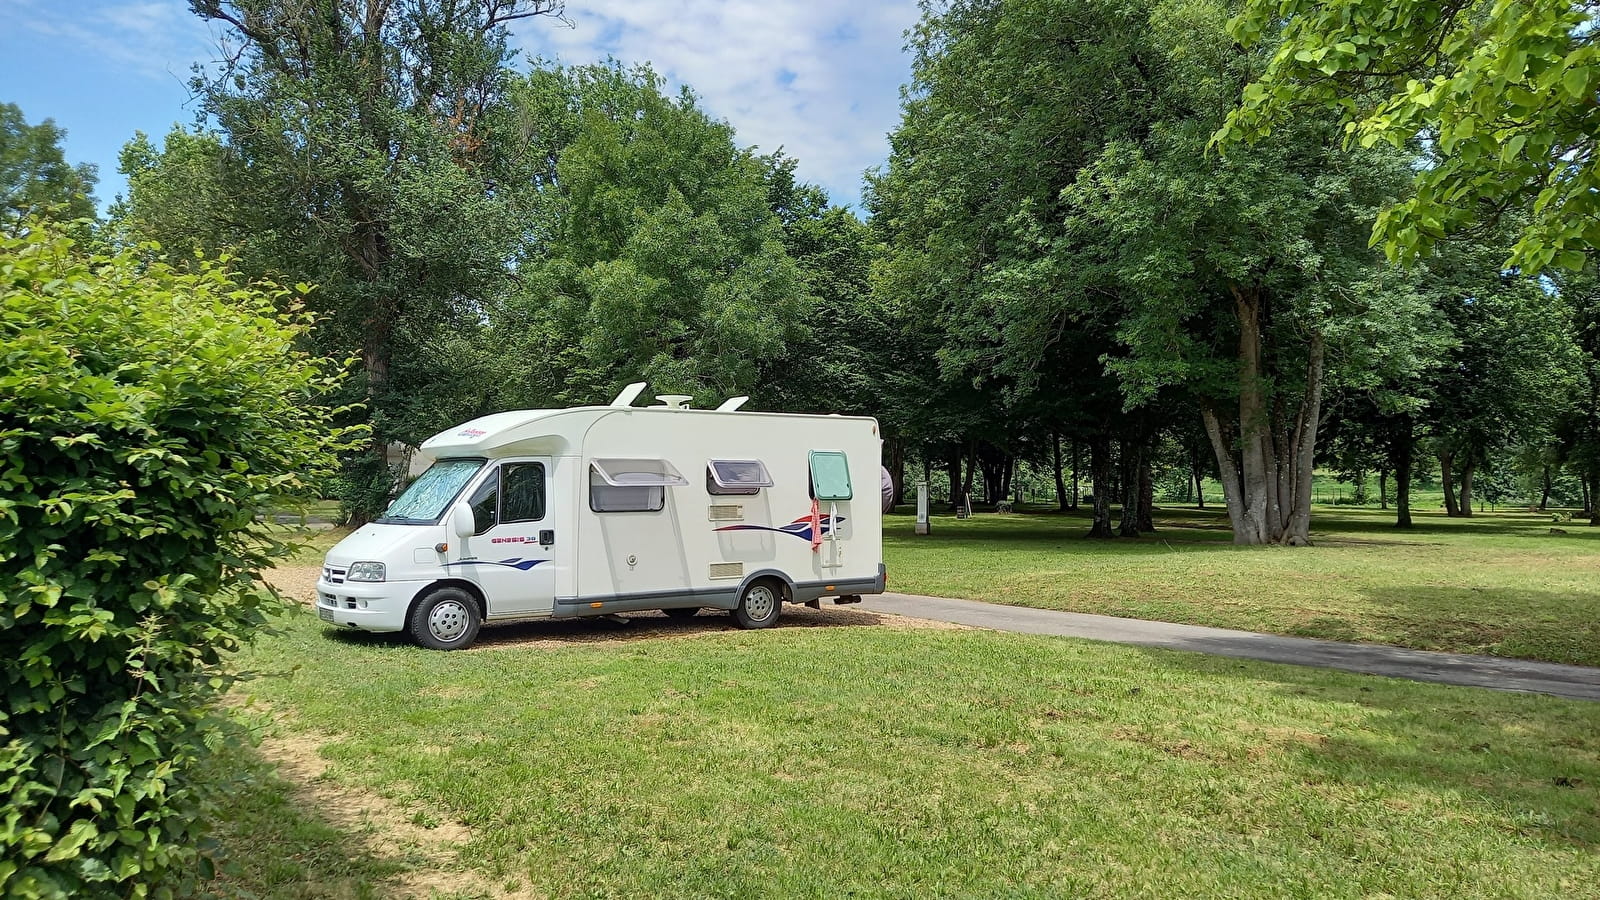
[448,459,556,617]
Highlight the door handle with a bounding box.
[539,529,555,546]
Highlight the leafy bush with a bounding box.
[0,223,354,897]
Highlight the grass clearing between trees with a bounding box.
[885,505,1600,667]
[217,603,1600,898]
[217,510,1600,896]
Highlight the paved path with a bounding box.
[859,592,1600,702]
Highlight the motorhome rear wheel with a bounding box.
[733,580,783,629]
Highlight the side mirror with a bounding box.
[449,505,475,540]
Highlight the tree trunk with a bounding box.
[1393,418,1413,528]
[1087,436,1115,538]
[1138,457,1155,533]
[1379,468,1388,510]
[1232,288,1273,544]
[962,442,977,509]
[1440,450,1460,517]
[348,339,394,528]
[1458,457,1476,517]
[1201,289,1322,545]
[1201,406,1246,535]
[1580,464,1593,522]
[978,451,1003,506]
[945,449,961,511]
[1052,433,1070,512]
[1118,438,1142,537]
[1281,333,1324,546]
[888,439,906,507]
[1070,439,1081,510]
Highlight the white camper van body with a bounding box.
[315,397,885,647]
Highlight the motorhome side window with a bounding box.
[500,462,546,523]
[590,458,688,512]
[808,450,853,501]
[469,463,546,533]
[706,459,774,496]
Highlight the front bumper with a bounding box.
[313,577,416,633]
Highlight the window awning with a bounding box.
[708,459,774,490]
[590,458,689,487]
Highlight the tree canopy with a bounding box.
[0,102,97,235]
[492,62,809,409]
[1221,0,1600,273]
[92,0,1600,538]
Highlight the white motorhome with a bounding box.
[315,385,886,649]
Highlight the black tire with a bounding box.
[662,607,700,619]
[732,579,783,629]
[408,587,482,650]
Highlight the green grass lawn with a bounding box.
[217,609,1600,898]
[885,505,1600,667]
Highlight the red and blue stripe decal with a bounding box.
[715,514,842,542]
[443,558,548,571]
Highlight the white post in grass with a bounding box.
[915,481,931,535]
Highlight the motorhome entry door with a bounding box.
[450,458,557,618]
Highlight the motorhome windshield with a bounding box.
[376,458,485,524]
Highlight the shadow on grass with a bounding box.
[200,742,406,899]
[319,604,901,652]
[1133,647,1600,851]
[886,505,1600,550]
[1315,510,1600,541]
[884,509,1238,554]
[1354,585,1600,668]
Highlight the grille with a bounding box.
[707,504,743,521]
[709,562,744,579]
[323,565,347,584]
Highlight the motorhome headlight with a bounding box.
[345,561,386,583]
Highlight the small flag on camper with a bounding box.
[809,498,823,552]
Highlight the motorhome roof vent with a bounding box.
[653,394,693,409]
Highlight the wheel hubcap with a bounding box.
[430,599,469,642]
[745,585,776,620]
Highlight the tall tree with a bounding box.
[753,154,931,494]
[110,127,230,260]
[0,102,97,235]
[871,0,1157,535]
[1419,238,1582,516]
[487,62,808,409]
[877,0,1438,545]
[167,0,564,519]
[1549,266,1600,522]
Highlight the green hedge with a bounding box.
[0,224,354,897]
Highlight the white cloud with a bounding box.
[509,0,920,209]
[1,0,220,84]
[0,0,919,210]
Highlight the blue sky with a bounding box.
[0,0,921,211]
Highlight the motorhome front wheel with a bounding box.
[409,587,483,650]
[733,580,783,629]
